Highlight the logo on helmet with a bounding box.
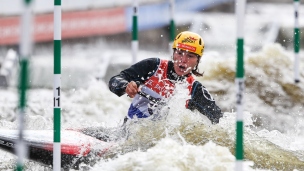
[182,36,197,44]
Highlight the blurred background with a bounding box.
[0,0,303,87]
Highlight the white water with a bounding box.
[1,2,304,171]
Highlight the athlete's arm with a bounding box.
[187,81,223,124]
[108,58,160,97]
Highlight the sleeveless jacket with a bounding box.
[127,59,195,118]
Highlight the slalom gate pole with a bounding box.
[169,0,175,55]
[53,0,61,170]
[17,0,33,170]
[235,0,246,170]
[294,0,300,83]
[132,0,138,64]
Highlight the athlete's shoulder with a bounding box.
[186,74,195,84]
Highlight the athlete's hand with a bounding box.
[126,81,139,98]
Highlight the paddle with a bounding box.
[135,81,162,103]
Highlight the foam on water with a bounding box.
[199,43,304,135]
[91,138,255,171]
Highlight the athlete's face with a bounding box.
[172,49,199,76]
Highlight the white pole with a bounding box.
[169,0,175,55]
[235,0,246,170]
[53,0,62,170]
[132,0,138,64]
[17,0,33,170]
[294,0,300,83]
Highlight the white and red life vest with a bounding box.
[128,59,195,119]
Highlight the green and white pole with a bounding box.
[132,0,138,64]
[17,0,33,170]
[235,0,246,170]
[294,0,300,83]
[169,0,176,55]
[53,0,61,170]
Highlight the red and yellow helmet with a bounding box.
[172,31,204,57]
